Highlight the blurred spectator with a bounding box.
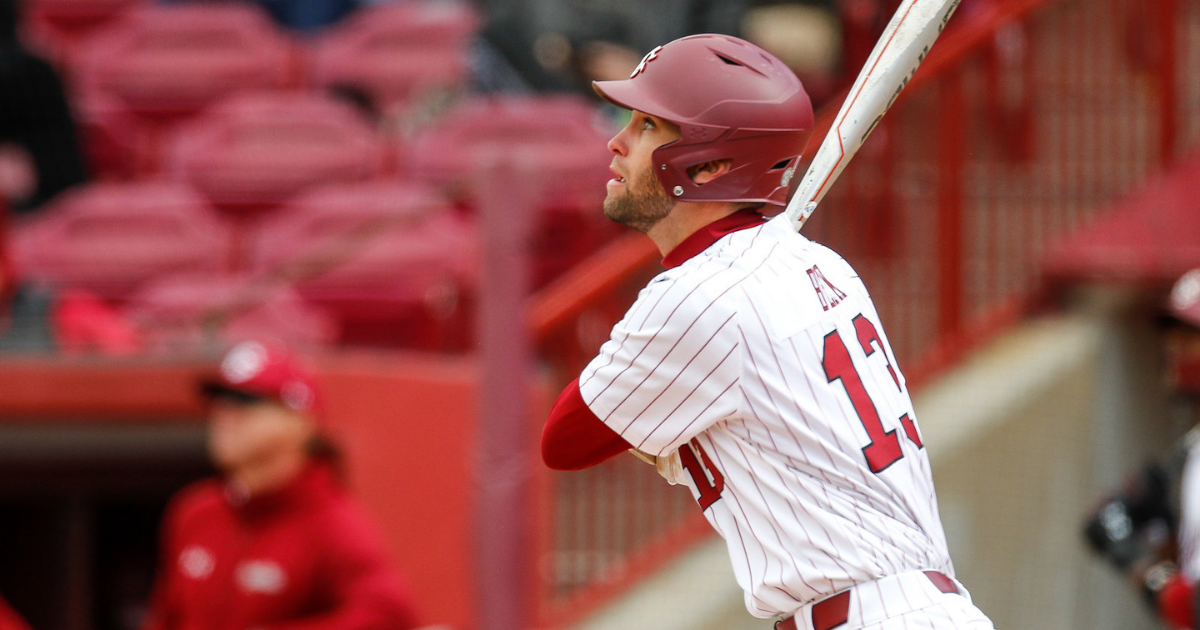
[478,0,748,92]
[143,341,419,630]
[743,1,842,105]
[1083,269,1200,630]
[0,595,32,630]
[0,0,86,213]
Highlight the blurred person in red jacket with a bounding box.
[143,340,419,630]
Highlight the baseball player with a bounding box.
[1085,268,1200,630]
[541,34,996,629]
[143,341,418,630]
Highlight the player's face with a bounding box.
[206,395,315,473]
[604,111,681,233]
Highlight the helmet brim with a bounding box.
[593,79,674,122]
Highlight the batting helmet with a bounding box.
[593,34,814,208]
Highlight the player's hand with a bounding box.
[629,448,683,485]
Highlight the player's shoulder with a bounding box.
[735,216,872,336]
[164,477,227,526]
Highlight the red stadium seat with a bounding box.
[74,90,151,180]
[165,92,388,214]
[409,95,620,287]
[126,273,339,353]
[23,0,147,50]
[73,4,295,119]
[12,182,233,300]
[409,95,613,208]
[310,2,478,115]
[247,181,477,350]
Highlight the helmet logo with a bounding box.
[222,341,267,384]
[1173,269,1200,311]
[630,46,663,79]
[781,166,796,187]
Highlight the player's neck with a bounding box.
[647,202,741,257]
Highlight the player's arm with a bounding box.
[579,278,742,457]
[542,378,635,471]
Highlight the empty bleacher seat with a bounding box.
[126,273,339,353]
[310,2,477,115]
[73,4,295,119]
[12,182,233,300]
[74,89,150,180]
[409,95,613,208]
[409,95,620,287]
[23,0,146,50]
[165,91,388,214]
[247,181,477,350]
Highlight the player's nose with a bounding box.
[607,126,629,156]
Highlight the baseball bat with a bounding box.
[785,0,962,231]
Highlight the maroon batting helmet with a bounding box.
[593,34,814,208]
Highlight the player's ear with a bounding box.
[688,159,734,185]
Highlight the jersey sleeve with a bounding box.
[541,379,635,470]
[578,273,743,457]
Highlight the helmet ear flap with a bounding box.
[651,129,809,205]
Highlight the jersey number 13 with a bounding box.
[823,314,923,473]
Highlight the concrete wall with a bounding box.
[921,291,1176,630]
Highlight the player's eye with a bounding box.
[642,117,656,131]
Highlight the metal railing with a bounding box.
[528,0,1200,626]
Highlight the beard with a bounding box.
[603,163,675,234]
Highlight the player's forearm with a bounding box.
[542,379,633,470]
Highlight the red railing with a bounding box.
[528,0,1198,626]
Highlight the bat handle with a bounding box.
[793,201,818,231]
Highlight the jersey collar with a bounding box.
[661,209,767,269]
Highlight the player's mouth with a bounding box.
[608,166,627,189]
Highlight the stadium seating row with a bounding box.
[12,0,626,352]
[30,1,476,121]
[13,180,479,351]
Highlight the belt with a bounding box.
[776,571,961,630]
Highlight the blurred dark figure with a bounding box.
[478,0,748,93]
[1083,269,1200,630]
[247,0,358,34]
[742,1,842,106]
[0,0,86,213]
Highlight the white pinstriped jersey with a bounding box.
[579,214,954,619]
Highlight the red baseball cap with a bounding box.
[1169,269,1200,329]
[200,341,322,416]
